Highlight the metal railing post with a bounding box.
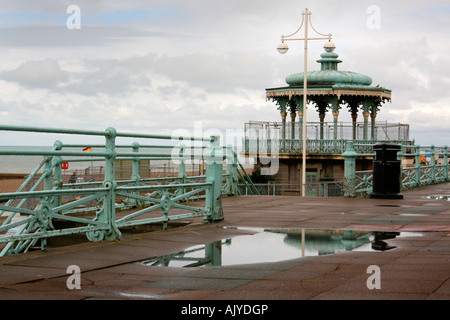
[43,155,53,192]
[444,146,449,181]
[52,140,63,213]
[414,145,422,187]
[86,127,121,242]
[342,141,357,197]
[38,153,56,251]
[131,142,141,207]
[177,143,187,198]
[430,145,436,183]
[225,145,238,195]
[205,136,224,222]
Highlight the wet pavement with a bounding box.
[0,183,449,301]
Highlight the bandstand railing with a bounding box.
[243,137,448,198]
[0,125,244,256]
[244,138,410,155]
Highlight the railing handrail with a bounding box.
[0,124,213,142]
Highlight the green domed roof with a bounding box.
[285,49,373,87]
[286,70,373,86]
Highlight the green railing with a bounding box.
[343,143,449,197]
[244,138,411,155]
[238,181,343,197]
[0,125,246,256]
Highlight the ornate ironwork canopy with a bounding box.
[266,44,392,141]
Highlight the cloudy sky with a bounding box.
[0,0,449,146]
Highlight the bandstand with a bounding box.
[243,42,412,193]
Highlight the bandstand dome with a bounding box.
[285,50,373,87]
[266,43,391,101]
[265,42,393,142]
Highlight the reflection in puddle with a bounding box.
[426,195,450,201]
[341,212,366,215]
[143,228,420,268]
[376,204,411,207]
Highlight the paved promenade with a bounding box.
[0,183,449,301]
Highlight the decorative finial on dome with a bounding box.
[324,40,335,53]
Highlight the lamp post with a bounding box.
[277,8,332,197]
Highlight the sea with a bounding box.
[0,145,253,174]
[0,146,62,173]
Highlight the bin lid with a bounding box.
[373,143,401,151]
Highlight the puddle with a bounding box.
[376,204,411,207]
[142,228,421,268]
[426,195,450,201]
[341,212,366,215]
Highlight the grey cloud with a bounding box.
[341,39,450,107]
[63,67,152,97]
[150,52,275,93]
[73,52,274,95]
[1,56,153,96]
[1,59,68,89]
[1,51,274,96]
[86,51,273,95]
[0,26,176,48]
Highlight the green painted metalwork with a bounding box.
[0,125,244,256]
[266,46,392,147]
[342,142,357,197]
[285,48,375,87]
[237,167,258,196]
[244,120,411,158]
[237,181,343,197]
[343,143,450,197]
[245,138,409,156]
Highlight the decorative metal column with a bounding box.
[290,112,297,139]
[362,111,370,140]
[370,112,377,140]
[280,111,287,141]
[351,113,358,140]
[332,111,339,139]
[319,113,326,140]
[331,96,340,141]
[298,111,304,141]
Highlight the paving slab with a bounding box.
[0,265,67,285]
[145,276,252,291]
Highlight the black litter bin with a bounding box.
[370,143,403,199]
